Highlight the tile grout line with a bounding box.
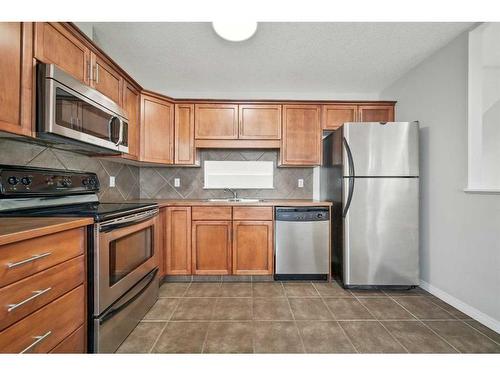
[311,282,359,354]
[462,320,500,346]
[282,282,306,353]
[251,280,256,354]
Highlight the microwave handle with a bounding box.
[115,118,124,147]
[107,116,122,146]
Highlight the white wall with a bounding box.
[381,31,500,331]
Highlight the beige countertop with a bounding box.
[126,199,333,208]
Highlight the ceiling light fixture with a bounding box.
[212,22,258,42]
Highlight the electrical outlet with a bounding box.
[174,178,180,187]
[109,176,115,187]
[298,178,304,188]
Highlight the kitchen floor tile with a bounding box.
[464,321,500,344]
[297,321,356,353]
[427,297,471,319]
[288,298,333,320]
[313,282,353,297]
[171,298,216,320]
[383,287,431,297]
[382,321,456,353]
[253,321,303,353]
[152,322,209,353]
[143,298,179,320]
[116,322,165,353]
[203,321,254,353]
[424,321,500,353]
[339,321,407,353]
[393,297,455,319]
[185,282,222,297]
[283,282,319,297]
[358,298,415,320]
[350,289,386,297]
[252,282,285,297]
[214,298,253,320]
[220,282,252,297]
[159,283,190,297]
[253,298,293,320]
[324,298,374,320]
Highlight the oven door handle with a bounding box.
[99,209,159,232]
[99,268,158,324]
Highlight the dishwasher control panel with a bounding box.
[275,207,330,222]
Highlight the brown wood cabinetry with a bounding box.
[358,105,394,122]
[175,104,196,165]
[165,207,192,275]
[232,220,273,275]
[192,221,232,275]
[50,325,85,353]
[140,93,174,164]
[0,22,33,136]
[239,104,281,139]
[281,104,322,166]
[195,104,239,139]
[122,81,141,160]
[322,104,357,130]
[90,53,123,105]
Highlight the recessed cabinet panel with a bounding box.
[122,82,140,159]
[91,54,122,105]
[174,104,196,165]
[358,105,395,122]
[192,221,232,275]
[165,207,192,275]
[322,105,357,130]
[239,104,281,139]
[232,221,273,275]
[195,104,238,139]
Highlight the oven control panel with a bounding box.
[0,165,100,196]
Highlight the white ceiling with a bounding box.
[79,22,474,100]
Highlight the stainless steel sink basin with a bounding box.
[207,198,262,203]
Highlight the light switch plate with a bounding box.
[298,178,304,188]
[174,178,180,187]
[109,176,115,187]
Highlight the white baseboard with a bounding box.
[419,280,500,333]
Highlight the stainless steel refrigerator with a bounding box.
[320,122,419,288]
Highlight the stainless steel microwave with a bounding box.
[36,63,129,154]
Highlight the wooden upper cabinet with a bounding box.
[175,104,196,165]
[322,104,357,130]
[0,22,33,136]
[91,53,123,105]
[122,81,140,159]
[358,105,394,122]
[192,221,232,275]
[34,22,90,84]
[239,104,281,139]
[281,104,321,166]
[140,93,174,164]
[195,104,238,139]
[165,207,192,275]
[232,221,273,275]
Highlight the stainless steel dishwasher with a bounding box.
[275,207,330,281]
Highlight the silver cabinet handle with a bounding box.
[7,287,52,312]
[95,64,99,84]
[20,331,52,354]
[7,252,52,269]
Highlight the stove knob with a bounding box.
[317,213,323,219]
[82,178,89,186]
[21,177,32,185]
[7,176,19,185]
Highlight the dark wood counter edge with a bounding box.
[0,217,94,246]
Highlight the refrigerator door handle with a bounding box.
[343,138,355,217]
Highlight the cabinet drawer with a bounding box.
[0,285,85,353]
[233,207,273,221]
[50,325,85,353]
[0,256,84,331]
[192,206,232,220]
[0,227,85,287]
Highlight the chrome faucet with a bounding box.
[224,188,238,200]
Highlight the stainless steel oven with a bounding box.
[93,208,160,353]
[37,63,129,154]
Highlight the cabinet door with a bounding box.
[165,207,192,275]
[192,221,231,275]
[358,105,394,122]
[281,105,321,165]
[122,81,140,159]
[0,22,33,136]
[140,94,174,164]
[233,221,273,275]
[194,104,238,139]
[34,22,90,84]
[174,104,195,165]
[322,104,357,130]
[239,104,281,139]
[91,53,123,105]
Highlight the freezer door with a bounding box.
[343,122,419,177]
[343,177,419,286]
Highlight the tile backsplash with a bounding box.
[140,150,314,200]
[0,138,140,201]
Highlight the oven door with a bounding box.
[95,209,159,315]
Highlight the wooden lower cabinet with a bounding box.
[232,221,273,275]
[191,221,232,275]
[50,325,85,353]
[165,207,192,275]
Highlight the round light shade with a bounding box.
[212,22,257,42]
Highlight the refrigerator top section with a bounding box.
[343,122,419,177]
